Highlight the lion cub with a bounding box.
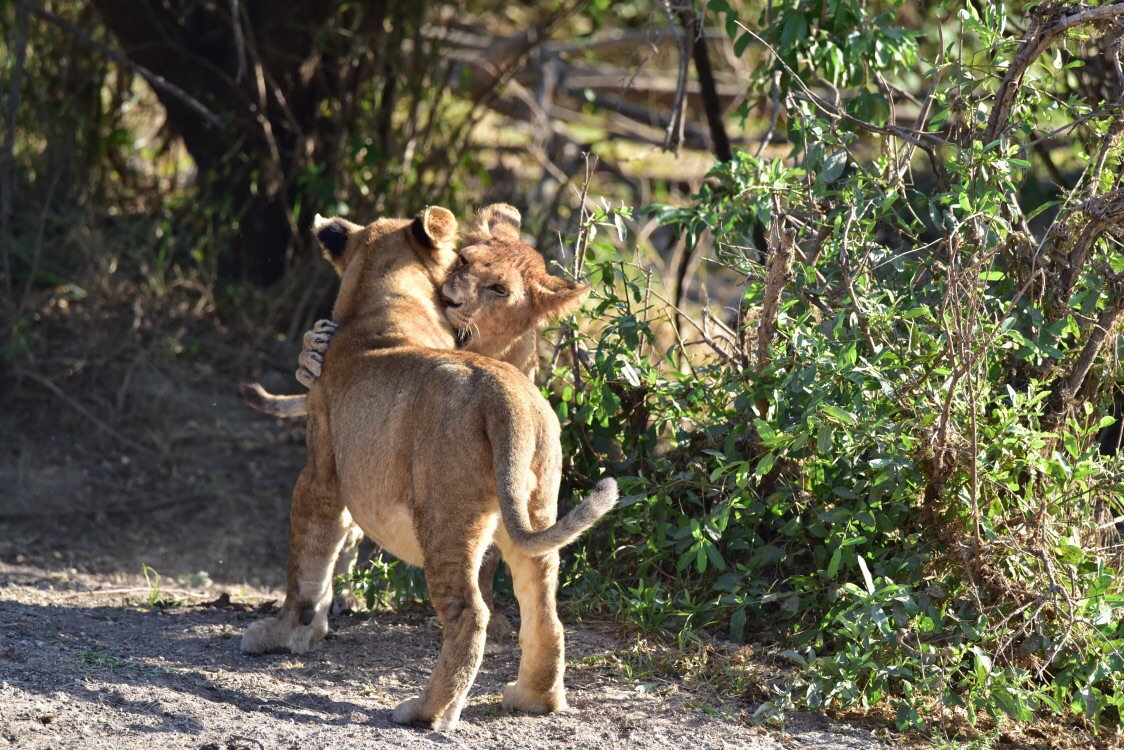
[241,205,563,632]
[240,206,618,731]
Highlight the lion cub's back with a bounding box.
[327,347,557,504]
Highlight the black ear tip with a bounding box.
[313,214,349,257]
[410,215,432,248]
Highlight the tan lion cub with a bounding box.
[241,205,565,633]
[240,206,618,731]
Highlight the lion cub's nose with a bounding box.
[441,290,461,308]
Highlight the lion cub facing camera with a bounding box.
[240,206,618,731]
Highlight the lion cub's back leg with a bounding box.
[391,512,496,731]
[242,412,351,655]
[494,533,568,714]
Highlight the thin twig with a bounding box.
[755,69,782,159]
[836,207,879,356]
[757,200,795,369]
[660,0,690,154]
[52,587,209,600]
[228,0,246,83]
[572,156,598,279]
[675,1,732,161]
[1047,296,1124,426]
[700,308,744,367]
[235,1,300,249]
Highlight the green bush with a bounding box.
[551,0,1124,732]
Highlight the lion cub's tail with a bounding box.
[239,382,309,418]
[500,478,619,556]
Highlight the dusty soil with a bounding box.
[0,323,894,749]
[0,563,895,750]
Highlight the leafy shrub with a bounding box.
[552,0,1124,732]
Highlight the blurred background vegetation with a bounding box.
[3,0,1124,743]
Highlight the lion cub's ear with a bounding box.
[411,206,459,253]
[474,203,522,242]
[312,214,362,276]
[532,273,592,321]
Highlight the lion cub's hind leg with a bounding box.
[494,536,568,714]
[242,416,351,655]
[391,514,496,731]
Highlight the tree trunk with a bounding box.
[89,0,389,284]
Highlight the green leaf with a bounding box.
[821,150,848,182]
[821,405,857,425]
[755,418,778,443]
[779,13,808,52]
[781,649,807,666]
[756,452,777,477]
[826,546,843,578]
[705,543,727,571]
[1063,432,1079,459]
[729,606,747,642]
[856,555,875,594]
[1026,199,1060,222]
[733,32,752,58]
[620,361,641,388]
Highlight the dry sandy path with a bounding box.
[0,564,890,750]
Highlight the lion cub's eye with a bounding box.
[489,284,509,297]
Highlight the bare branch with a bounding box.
[756,69,782,158]
[1047,284,1124,427]
[986,3,1124,143]
[757,202,795,369]
[674,2,732,162]
[660,1,691,154]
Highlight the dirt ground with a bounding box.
[0,328,896,749]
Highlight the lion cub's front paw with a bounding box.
[484,612,515,654]
[295,319,338,388]
[240,615,326,655]
[502,680,567,714]
[391,697,459,732]
[487,611,513,639]
[329,589,360,617]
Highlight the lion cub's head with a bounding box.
[311,206,460,350]
[441,204,590,353]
